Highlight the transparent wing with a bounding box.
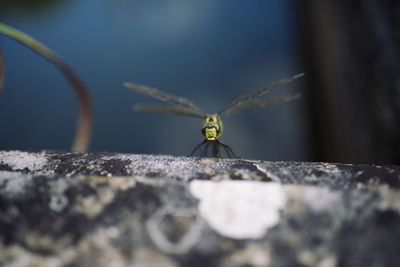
[218,73,304,118]
[134,104,207,119]
[124,82,204,113]
[219,93,301,119]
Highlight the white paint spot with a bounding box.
[0,151,47,171]
[303,187,341,211]
[0,171,32,197]
[190,180,285,239]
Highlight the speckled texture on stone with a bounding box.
[0,151,48,172]
[0,150,400,267]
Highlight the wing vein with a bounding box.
[124,82,205,114]
[133,104,207,118]
[218,73,304,118]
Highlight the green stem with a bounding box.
[0,22,92,152]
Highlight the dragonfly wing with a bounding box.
[218,73,304,118]
[219,93,301,118]
[134,104,207,119]
[124,82,203,113]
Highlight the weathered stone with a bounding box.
[0,150,399,266]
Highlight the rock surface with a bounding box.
[0,150,400,266]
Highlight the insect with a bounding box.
[124,73,304,158]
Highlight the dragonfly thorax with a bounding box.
[201,114,222,141]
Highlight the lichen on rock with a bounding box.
[0,150,400,266]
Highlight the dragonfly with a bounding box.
[124,73,304,158]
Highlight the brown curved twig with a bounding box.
[0,22,92,152]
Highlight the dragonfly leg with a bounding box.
[217,140,239,158]
[210,141,220,158]
[201,141,212,158]
[190,139,207,157]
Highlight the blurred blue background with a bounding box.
[0,0,308,161]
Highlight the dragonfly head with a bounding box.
[201,114,222,141]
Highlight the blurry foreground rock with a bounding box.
[0,150,400,267]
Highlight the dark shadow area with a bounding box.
[302,1,400,164]
[0,0,66,11]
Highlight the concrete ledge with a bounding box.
[0,150,399,266]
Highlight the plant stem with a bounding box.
[0,22,92,152]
